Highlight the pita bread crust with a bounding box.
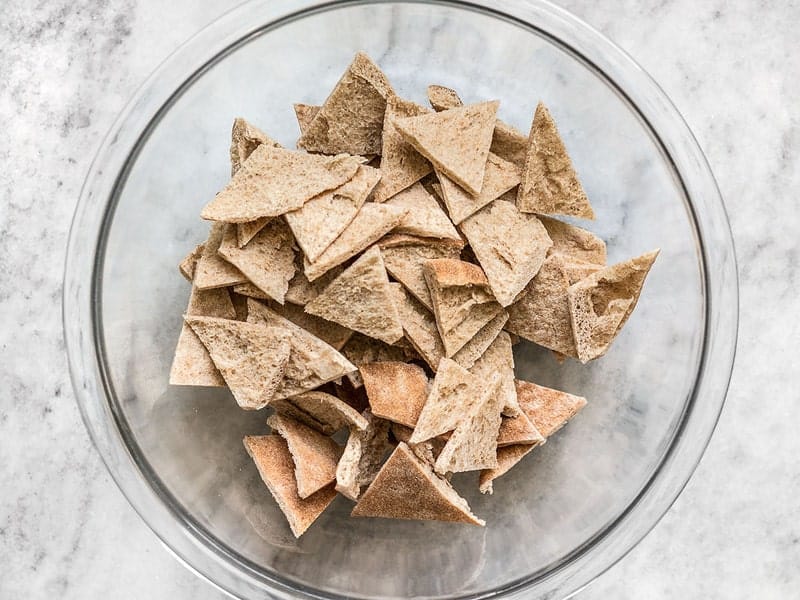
[352,443,484,525]
[385,182,461,241]
[336,410,393,500]
[297,52,395,155]
[193,223,248,290]
[394,101,499,196]
[244,435,336,537]
[459,199,553,306]
[360,361,428,428]
[186,316,291,409]
[517,102,595,219]
[201,145,362,223]
[516,379,587,438]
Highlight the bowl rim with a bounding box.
[63,1,739,599]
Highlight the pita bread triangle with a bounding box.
[380,239,461,310]
[336,410,393,501]
[201,145,362,223]
[305,246,404,345]
[515,379,587,438]
[394,101,499,196]
[293,103,320,136]
[567,250,659,362]
[271,391,368,436]
[236,218,271,248]
[478,444,536,495]
[517,102,595,219]
[496,409,544,447]
[185,316,291,410]
[246,299,356,399]
[351,442,484,525]
[193,223,248,290]
[385,182,461,241]
[297,52,395,156]
[229,117,281,176]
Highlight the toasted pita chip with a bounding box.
[394,101,499,196]
[282,254,343,305]
[246,299,356,398]
[469,331,520,417]
[506,254,576,356]
[516,379,587,438]
[388,284,445,370]
[271,300,352,350]
[178,243,204,282]
[340,332,410,388]
[410,358,479,444]
[297,52,395,155]
[236,218,271,248]
[426,84,463,111]
[303,204,407,281]
[459,199,553,306]
[437,153,521,225]
[285,165,380,262]
[352,443,484,525]
[305,247,404,344]
[244,435,336,537]
[434,374,503,474]
[517,102,595,219]
[563,259,603,285]
[230,117,281,176]
[293,103,320,135]
[496,409,544,447]
[169,286,236,386]
[267,413,342,498]
[452,310,509,370]
[336,410,393,500]
[218,219,295,304]
[201,145,362,223]
[422,258,504,357]
[478,443,536,495]
[384,182,461,241]
[185,316,291,409]
[539,215,606,266]
[568,250,659,362]
[360,361,428,428]
[380,238,462,310]
[272,391,368,435]
[193,224,248,290]
[372,96,433,202]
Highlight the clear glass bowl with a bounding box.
[63,1,738,598]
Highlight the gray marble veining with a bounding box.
[0,0,798,598]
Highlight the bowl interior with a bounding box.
[97,2,704,597]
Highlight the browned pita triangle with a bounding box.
[285,165,380,262]
[538,215,606,266]
[246,299,356,399]
[340,332,411,388]
[305,246,404,345]
[451,310,508,370]
[360,361,428,428]
[201,145,362,223]
[293,103,320,135]
[218,219,295,304]
[267,413,342,498]
[185,316,291,409]
[478,444,536,495]
[394,101,499,196]
[496,409,544,447]
[244,435,336,537]
[267,300,353,350]
[506,253,577,357]
[516,379,587,438]
[422,258,504,357]
[372,96,433,202]
[229,117,281,176]
[193,223,248,290]
[437,153,521,224]
[169,286,236,386]
[385,182,461,241]
[297,52,395,155]
[469,331,520,417]
[178,243,204,282]
[336,410,393,500]
[459,199,553,306]
[517,102,595,219]
[303,203,408,281]
[271,391,368,435]
[567,250,659,362]
[352,442,484,525]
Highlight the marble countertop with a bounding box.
[1,0,798,598]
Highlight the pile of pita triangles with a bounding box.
[170,52,658,537]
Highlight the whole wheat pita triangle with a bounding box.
[229,117,281,176]
[193,223,248,290]
[285,165,381,262]
[293,103,320,136]
[567,250,659,362]
[469,331,520,417]
[185,316,291,410]
[297,52,395,156]
[371,96,433,202]
[218,219,296,304]
[388,284,445,371]
[394,101,499,196]
[478,444,536,495]
[271,391,368,436]
[385,182,461,241]
[515,379,587,438]
[336,410,393,501]
[538,215,606,266]
[517,102,595,219]
[305,246,404,345]
[351,443,484,525]
[178,243,204,282]
[380,239,462,310]
[246,299,356,400]
[201,145,362,223]
[459,199,553,306]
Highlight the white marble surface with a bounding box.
[1,0,797,598]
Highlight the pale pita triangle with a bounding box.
[384,182,461,241]
[516,379,587,438]
[229,117,281,176]
[437,153,520,224]
[193,223,247,290]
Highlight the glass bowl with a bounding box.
[63,1,738,598]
